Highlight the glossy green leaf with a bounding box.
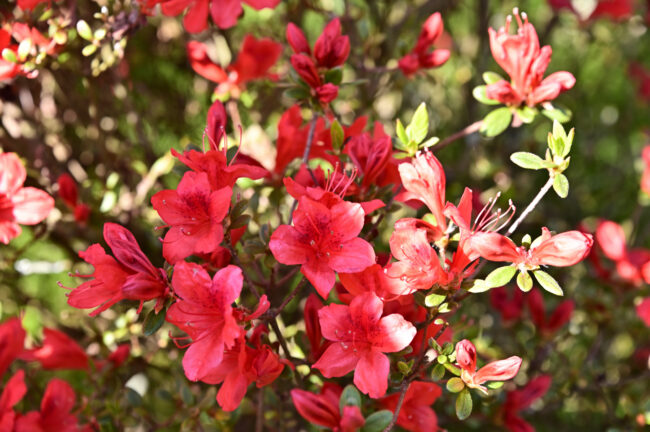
[362,410,393,432]
[472,85,500,105]
[447,377,465,393]
[533,270,564,296]
[339,385,362,415]
[511,152,546,170]
[456,388,473,420]
[553,173,569,198]
[485,266,517,288]
[406,102,429,145]
[480,107,512,137]
[516,271,533,292]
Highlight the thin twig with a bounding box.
[289,116,319,224]
[434,120,484,152]
[506,176,554,236]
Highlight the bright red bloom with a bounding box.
[286,23,310,55]
[527,289,574,335]
[637,298,650,327]
[290,54,340,105]
[398,13,451,77]
[486,9,575,107]
[490,286,525,323]
[291,383,365,431]
[270,194,375,299]
[0,152,54,244]
[456,339,522,394]
[548,0,633,21]
[642,146,650,194]
[312,292,416,398]
[152,171,232,264]
[57,174,90,225]
[380,381,442,432]
[398,150,448,232]
[167,263,243,382]
[344,124,395,189]
[0,370,26,432]
[20,328,89,371]
[14,378,88,432]
[201,335,285,411]
[339,263,398,302]
[65,223,169,316]
[157,0,280,33]
[501,375,552,432]
[187,35,282,97]
[0,317,25,378]
[470,228,593,269]
[595,220,650,285]
[313,18,350,69]
[0,29,21,81]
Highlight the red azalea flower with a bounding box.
[595,220,650,285]
[17,0,56,10]
[549,0,633,21]
[14,378,88,432]
[0,152,54,244]
[398,13,451,77]
[151,171,232,264]
[501,375,552,432]
[187,35,282,97]
[398,150,448,232]
[157,0,280,33]
[313,18,350,69]
[470,227,593,270]
[344,125,394,189]
[0,370,26,432]
[57,174,90,225]
[527,289,574,335]
[456,339,522,394]
[490,286,525,323]
[167,262,243,382]
[303,294,330,361]
[270,193,376,299]
[380,381,442,432]
[65,223,169,316]
[339,263,398,302]
[629,63,650,103]
[0,317,26,378]
[637,298,650,327]
[312,292,416,398]
[291,383,365,431]
[486,8,575,107]
[20,328,89,371]
[0,29,22,81]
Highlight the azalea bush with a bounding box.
[1,0,650,431]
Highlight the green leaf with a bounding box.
[510,152,546,170]
[324,67,343,85]
[284,87,310,100]
[143,307,166,336]
[553,173,569,198]
[466,279,490,293]
[542,105,572,123]
[563,128,575,157]
[397,361,412,375]
[444,363,461,375]
[516,271,533,292]
[395,119,408,146]
[437,354,448,364]
[447,377,465,393]
[230,199,249,219]
[362,410,393,432]
[431,364,446,381]
[82,44,98,57]
[420,136,440,148]
[230,214,251,230]
[406,102,429,145]
[533,270,564,296]
[76,20,93,41]
[2,48,17,63]
[516,106,537,124]
[339,385,362,415]
[480,107,512,137]
[425,293,446,308]
[487,381,504,389]
[552,119,567,140]
[442,342,454,356]
[330,119,344,151]
[455,388,473,420]
[547,132,564,157]
[485,266,517,289]
[472,85,500,105]
[483,71,505,84]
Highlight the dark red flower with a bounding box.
[486,9,575,107]
[291,383,365,431]
[398,13,451,77]
[548,0,633,21]
[527,289,574,335]
[151,171,232,264]
[344,125,394,189]
[637,298,650,327]
[0,29,21,81]
[0,317,25,378]
[501,375,552,432]
[490,286,525,323]
[313,18,350,69]
[167,262,243,382]
[380,381,442,432]
[313,292,416,398]
[57,174,90,225]
[0,370,26,432]
[20,328,89,371]
[65,223,169,316]
[0,152,54,244]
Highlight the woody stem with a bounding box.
[434,120,484,152]
[506,176,554,236]
[288,115,319,224]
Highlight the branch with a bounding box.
[433,120,483,152]
[506,176,554,236]
[289,115,319,224]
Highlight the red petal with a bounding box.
[354,350,389,398]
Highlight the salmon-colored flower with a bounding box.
[167,263,243,382]
[380,381,442,432]
[595,220,650,285]
[0,152,54,244]
[456,339,521,394]
[65,223,169,316]
[641,146,650,194]
[270,194,375,299]
[398,13,451,77]
[291,384,365,431]
[312,292,416,398]
[486,8,575,107]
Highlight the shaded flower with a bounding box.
[0,317,26,378]
[291,383,365,431]
[0,370,26,432]
[501,375,551,432]
[57,174,90,225]
[595,220,650,285]
[398,13,451,77]
[637,298,650,327]
[20,328,89,371]
[380,381,442,432]
[312,292,416,398]
[65,223,169,316]
[527,289,573,335]
[0,152,54,244]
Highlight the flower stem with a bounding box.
[434,120,483,152]
[289,115,319,224]
[506,176,554,236]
